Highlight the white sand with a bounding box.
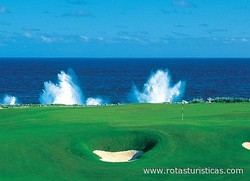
[93,150,143,162]
[242,142,250,150]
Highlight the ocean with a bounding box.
[0,58,249,104]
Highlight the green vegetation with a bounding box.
[192,97,250,103]
[0,103,250,180]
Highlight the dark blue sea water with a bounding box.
[0,58,249,104]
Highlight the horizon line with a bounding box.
[0,57,250,59]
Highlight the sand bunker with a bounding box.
[93,150,143,162]
[242,142,250,150]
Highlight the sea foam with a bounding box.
[39,70,84,105]
[129,70,185,103]
[0,95,19,105]
[39,69,105,105]
[86,97,104,106]
[40,69,184,105]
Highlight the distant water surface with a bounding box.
[0,58,249,104]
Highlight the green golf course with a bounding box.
[0,103,249,180]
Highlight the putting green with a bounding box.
[0,103,249,180]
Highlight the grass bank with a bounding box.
[0,103,249,180]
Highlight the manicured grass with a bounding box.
[0,103,250,180]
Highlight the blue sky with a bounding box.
[0,0,250,57]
